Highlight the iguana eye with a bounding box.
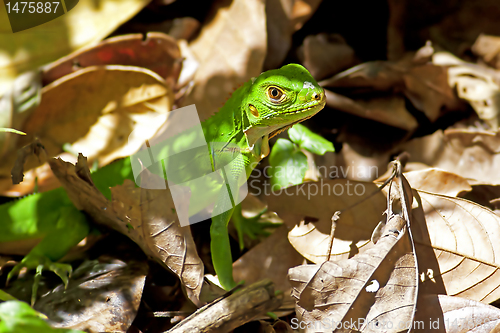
[267,86,285,103]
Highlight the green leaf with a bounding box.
[269,139,308,189]
[0,300,85,333]
[0,290,17,302]
[0,128,26,135]
[288,123,334,155]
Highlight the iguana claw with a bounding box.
[7,253,72,305]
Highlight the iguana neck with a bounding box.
[201,82,252,158]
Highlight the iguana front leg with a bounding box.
[7,206,89,305]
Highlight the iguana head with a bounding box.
[242,63,326,157]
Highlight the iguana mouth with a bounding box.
[268,113,316,139]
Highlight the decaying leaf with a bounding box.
[264,0,294,70]
[323,90,418,131]
[287,162,418,333]
[0,66,173,196]
[139,186,204,306]
[179,0,267,121]
[42,33,182,89]
[472,34,500,70]
[399,128,500,185]
[48,156,204,306]
[434,51,500,129]
[0,0,151,93]
[34,259,148,333]
[10,138,46,185]
[413,294,500,332]
[0,71,42,158]
[403,168,472,197]
[233,225,304,294]
[412,190,500,303]
[289,200,417,331]
[300,33,358,81]
[320,57,461,129]
[267,179,386,264]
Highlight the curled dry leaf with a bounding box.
[412,190,500,303]
[413,294,500,332]
[320,59,460,127]
[0,71,42,158]
[10,138,46,185]
[288,164,418,333]
[0,66,173,196]
[267,179,386,264]
[264,0,294,70]
[139,186,204,306]
[48,157,204,305]
[289,215,417,333]
[42,33,182,88]
[399,128,500,185]
[290,0,322,31]
[323,90,418,131]
[434,51,500,130]
[35,259,148,333]
[0,0,151,92]
[233,225,304,295]
[403,168,472,197]
[300,34,358,81]
[472,34,500,70]
[179,0,267,121]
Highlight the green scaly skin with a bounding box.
[0,64,326,301]
[202,64,325,289]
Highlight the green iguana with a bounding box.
[0,64,326,303]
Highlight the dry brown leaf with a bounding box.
[264,0,294,70]
[233,225,304,293]
[300,33,358,81]
[266,179,386,264]
[268,172,500,304]
[0,0,151,92]
[179,0,267,121]
[263,0,322,70]
[36,259,148,333]
[399,128,500,185]
[403,168,472,197]
[434,51,500,129]
[324,90,418,131]
[289,214,417,333]
[321,59,461,126]
[403,64,458,122]
[0,66,173,196]
[10,138,46,185]
[42,33,182,88]
[290,0,322,31]
[48,156,204,306]
[472,34,500,70]
[0,71,42,158]
[320,61,404,91]
[413,294,500,332]
[412,190,500,303]
[139,187,204,306]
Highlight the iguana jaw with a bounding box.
[244,102,325,159]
